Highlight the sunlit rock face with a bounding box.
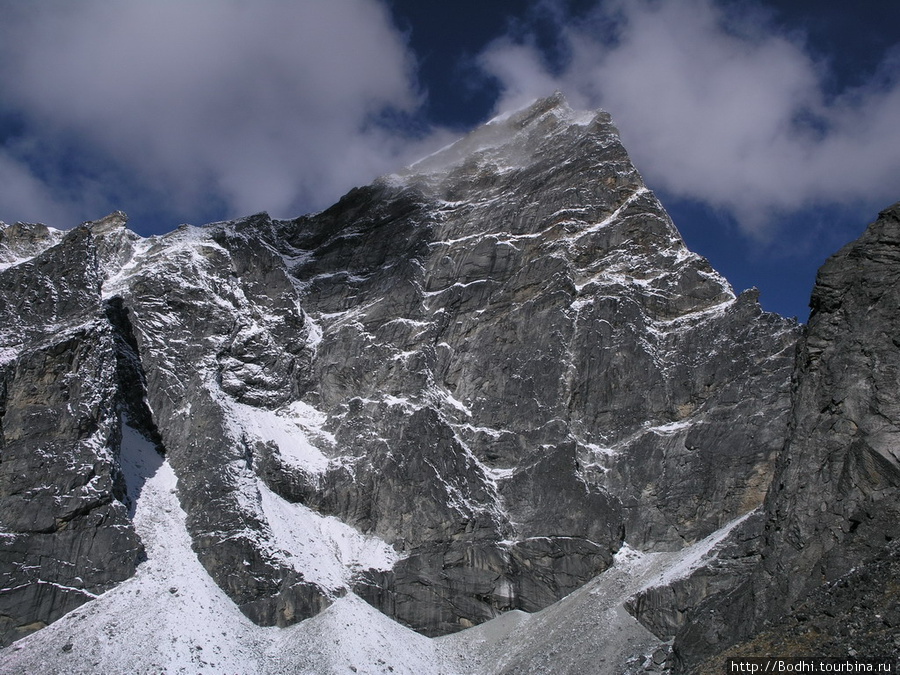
[0,94,798,644]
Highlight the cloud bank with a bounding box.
[0,0,896,238]
[0,0,443,228]
[481,0,900,234]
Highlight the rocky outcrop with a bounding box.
[627,202,900,671]
[693,540,900,673]
[0,224,144,646]
[0,221,63,267]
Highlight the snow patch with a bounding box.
[0,345,19,366]
[441,391,472,417]
[647,419,692,435]
[258,482,398,588]
[565,187,650,245]
[384,394,415,409]
[219,396,333,474]
[638,510,754,592]
[0,449,460,674]
[485,466,515,482]
[0,257,30,271]
[583,441,620,459]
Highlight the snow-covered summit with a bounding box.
[392,92,606,183]
[379,92,604,195]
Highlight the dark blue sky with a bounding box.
[1,0,898,321]
[383,0,900,321]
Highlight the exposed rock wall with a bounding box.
[693,540,900,673]
[627,202,900,671]
[261,95,796,632]
[113,218,332,626]
[0,225,143,646]
[0,95,800,643]
[762,201,900,600]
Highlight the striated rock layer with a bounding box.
[0,95,798,644]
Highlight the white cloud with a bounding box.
[0,150,75,226]
[480,0,900,235]
[0,0,440,226]
[2,0,896,235]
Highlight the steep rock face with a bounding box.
[0,223,144,646]
[631,202,900,671]
[0,95,798,642]
[762,201,900,600]
[259,94,797,632]
[107,218,333,625]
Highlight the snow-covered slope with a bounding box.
[0,422,454,675]
[0,418,751,674]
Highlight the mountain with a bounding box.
[635,200,900,672]
[0,95,897,673]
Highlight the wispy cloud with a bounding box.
[0,0,445,228]
[480,0,900,235]
[0,149,76,227]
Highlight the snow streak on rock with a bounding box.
[0,448,755,675]
[0,94,801,668]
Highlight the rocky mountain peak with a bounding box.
[85,210,128,235]
[0,221,64,268]
[390,92,603,187]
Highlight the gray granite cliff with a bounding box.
[4,98,891,672]
[627,202,900,671]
